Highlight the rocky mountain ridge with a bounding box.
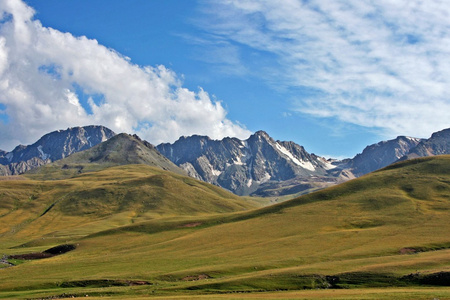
[157,130,339,196]
[400,128,450,160]
[341,135,423,177]
[0,126,115,175]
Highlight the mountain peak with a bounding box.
[252,130,270,138]
[248,130,274,145]
[177,134,211,142]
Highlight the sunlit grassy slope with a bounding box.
[0,165,258,248]
[1,156,450,299]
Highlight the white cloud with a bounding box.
[0,0,250,151]
[200,0,450,138]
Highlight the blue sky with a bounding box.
[0,1,449,157]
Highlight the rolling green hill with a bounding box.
[0,165,258,248]
[1,156,450,299]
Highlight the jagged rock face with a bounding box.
[157,135,250,193]
[0,125,115,175]
[157,131,335,195]
[3,157,51,176]
[347,136,423,176]
[402,128,450,159]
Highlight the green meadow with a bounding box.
[1,157,450,299]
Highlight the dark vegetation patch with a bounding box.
[399,242,450,254]
[39,202,56,217]
[181,271,450,293]
[43,244,76,255]
[328,271,450,288]
[58,279,152,288]
[61,164,84,173]
[334,272,404,288]
[184,274,335,292]
[401,272,450,286]
[8,252,53,260]
[8,244,76,261]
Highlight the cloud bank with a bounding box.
[0,0,250,151]
[200,0,450,138]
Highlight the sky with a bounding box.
[0,0,449,158]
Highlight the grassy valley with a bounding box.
[1,156,450,299]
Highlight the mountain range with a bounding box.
[2,125,450,197]
[157,129,450,196]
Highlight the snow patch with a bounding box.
[300,160,316,171]
[322,161,336,170]
[233,155,245,165]
[211,169,222,176]
[405,136,421,142]
[275,143,316,171]
[37,145,50,160]
[247,179,253,187]
[100,129,108,142]
[318,157,336,170]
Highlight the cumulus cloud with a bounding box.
[0,0,250,151]
[200,0,450,138]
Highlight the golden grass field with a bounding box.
[1,156,450,299]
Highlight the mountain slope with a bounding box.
[26,133,186,180]
[157,131,336,196]
[0,125,115,175]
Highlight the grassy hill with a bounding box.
[1,156,450,299]
[0,165,258,248]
